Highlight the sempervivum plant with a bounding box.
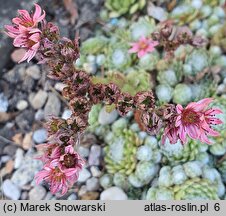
[105,0,146,18]
[5,3,224,196]
[160,138,209,166]
[146,161,225,200]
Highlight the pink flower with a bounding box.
[129,36,158,58]
[35,145,85,195]
[35,143,61,163]
[175,98,223,144]
[4,4,45,63]
[35,160,78,195]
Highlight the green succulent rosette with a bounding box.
[161,139,209,166]
[104,128,141,175]
[173,178,219,200]
[105,0,146,18]
[146,161,224,200]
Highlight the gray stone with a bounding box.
[67,193,77,200]
[100,187,128,200]
[29,186,46,200]
[14,148,24,169]
[3,145,18,157]
[2,179,21,200]
[25,65,41,80]
[78,185,87,197]
[30,90,48,110]
[16,99,28,111]
[90,166,102,177]
[35,109,45,121]
[78,146,90,158]
[11,150,43,187]
[33,128,47,144]
[88,145,101,166]
[98,107,118,125]
[54,82,67,92]
[86,177,100,191]
[78,168,91,183]
[44,93,61,119]
[0,93,8,112]
[62,109,72,120]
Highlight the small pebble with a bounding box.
[16,100,28,111]
[90,166,102,177]
[14,148,24,169]
[100,187,128,200]
[35,109,45,121]
[88,145,101,166]
[26,65,41,80]
[2,179,21,200]
[30,90,48,110]
[78,168,91,183]
[0,93,8,112]
[86,177,100,191]
[54,82,67,92]
[29,186,46,200]
[62,109,72,120]
[33,128,47,144]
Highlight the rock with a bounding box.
[26,65,41,80]
[78,185,88,197]
[0,160,14,177]
[3,65,26,84]
[86,177,100,191]
[3,145,18,157]
[78,146,90,158]
[11,150,43,187]
[21,192,28,200]
[78,168,91,183]
[35,109,45,121]
[11,49,27,63]
[2,179,21,200]
[0,93,8,112]
[0,155,11,163]
[67,193,77,200]
[90,166,102,177]
[88,145,101,166]
[29,186,46,200]
[14,148,24,169]
[100,187,128,200]
[81,192,99,200]
[62,109,72,120]
[33,128,47,144]
[15,109,34,131]
[22,132,33,150]
[98,107,118,125]
[12,133,23,146]
[21,76,35,92]
[44,93,61,119]
[54,82,67,92]
[16,99,28,111]
[30,90,48,110]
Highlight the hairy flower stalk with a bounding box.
[5,4,223,195]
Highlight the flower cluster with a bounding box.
[151,20,207,57]
[5,4,223,195]
[5,4,45,62]
[162,98,223,145]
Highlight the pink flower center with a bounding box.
[52,167,65,182]
[62,154,78,168]
[139,41,148,49]
[181,109,200,125]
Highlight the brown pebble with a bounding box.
[22,132,33,150]
[80,192,99,200]
[11,49,26,63]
